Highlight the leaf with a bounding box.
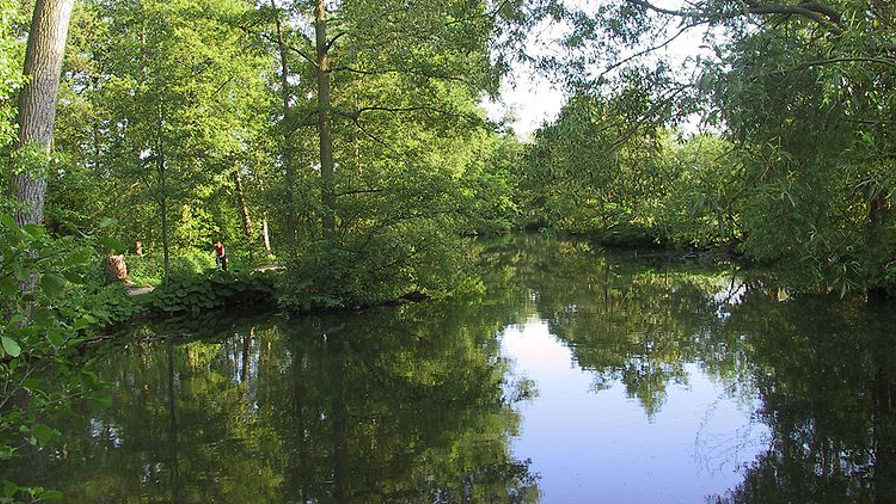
[1,336,21,358]
[2,480,17,498]
[0,214,16,230]
[97,237,126,254]
[32,424,58,447]
[72,317,93,332]
[40,489,63,501]
[0,445,16,461]
[32,308,53,326]
[92,395,112,409]
[22,224,45,238]
[40,273,67,298]
[0,277,16,296]
[62,271,84,284]
[46,330,66,348]
[98,217,117,229]
[62,249,92,267]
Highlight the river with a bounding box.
[13,235,896,503]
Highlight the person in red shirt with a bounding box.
[214,240,227,271]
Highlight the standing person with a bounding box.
[214,240,227,271]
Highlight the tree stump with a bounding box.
[105,254,128,284]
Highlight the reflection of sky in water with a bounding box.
[502,318,767,504]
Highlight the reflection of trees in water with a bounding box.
[505,235,896,503]
[511,235,732,420]
[17,292,539,502]
[13,235,896,502]
[708,297,896,504]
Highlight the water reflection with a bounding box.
[22,300,540,503]
[709,296,896,504]
[8,235,896,503]
[499,236,896,503]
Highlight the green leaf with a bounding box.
[40,489,63,501]
[0,214,16,230]
[40,273,67,298]
[1,336,21,358]
[92,394,113,409]
[97,237,126,254]
[2,480,17,498]
[62,271,84,284]
[0,277,16,296]
[32,308,53,326]
[98,217,117,229]
[46,330,65,348]
[62,249,92,267]
[22,224,45,238]
[32,424,58,447]
[0,445,16,461]
[72,317,92,332]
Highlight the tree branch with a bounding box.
[596,21,707,82]
[325,31,347,52]
[238,25,319,68]
[625,0,843,34]
[800,56,896,70]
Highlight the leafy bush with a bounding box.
[149,269,277,316]
[277,225,470,312]
[57,283,148,329]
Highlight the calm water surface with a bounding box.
[13,236,896,503]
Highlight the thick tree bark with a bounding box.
[315,0,337,233]
[272,0,298,248]
[8,0,75,226]
[232,168,253,239]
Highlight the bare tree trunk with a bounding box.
[8,0,75,227]
[233,168,253,239]
[262,217,272,253]
[315,0,336,233]
[272,0,298,248]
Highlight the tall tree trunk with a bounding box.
[233,168,253,239]
[8,0,75,226]
[272,0,298,248]
[315,0,336,233]
[157,107,170,285]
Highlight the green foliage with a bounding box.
[660,135,742,248]
[0,215,112,501]
[458,132,524,234]
[0,0,23,151]
[149,269,277,315]
[47,0,272,265]
[126,250,215,286]
[520,90,678,242]
[58,283,146,328]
